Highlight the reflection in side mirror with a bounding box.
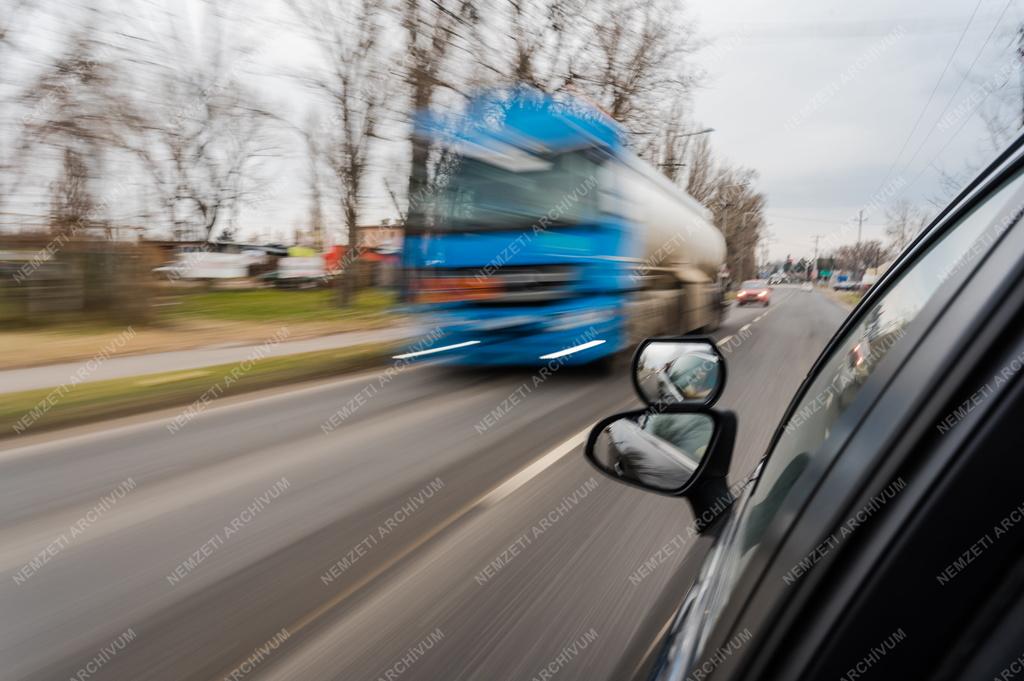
[633,338,725,407]
[590,412,714,493]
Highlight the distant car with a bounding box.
[735,279,771,306]
[259,270,323,289]
[831,274,862,291]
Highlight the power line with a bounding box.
[870,0,985,200]
[900,0,1016,181]
[765,212,847,224]
[903,0,1017,194]
[706,14,1012,41]
[765,212,885,228]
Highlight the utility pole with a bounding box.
[757,226,773,277]
[856,210,864,275]
[812,234,821,282]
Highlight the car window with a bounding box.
[686,169,1024,667]
[742,280,766,288]
[737,169,1024,558]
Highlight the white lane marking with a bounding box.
[538,339,607,360]
[264,423,597,651]
[479,428,589,508]
[739,324,751,334]
[392,340,480,359]
[716,335,734,348]
[754,314,765,322]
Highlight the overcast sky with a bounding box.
[688,0,1023,260]
[237,0,1024,257]
[7,0,1023,256]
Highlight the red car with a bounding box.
[735,279,771,306]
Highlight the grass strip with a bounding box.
[0,343,395,440]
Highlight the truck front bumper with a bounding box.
[400,298,625,367]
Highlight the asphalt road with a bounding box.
[0,285,850,681]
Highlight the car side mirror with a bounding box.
[632,337,725,408]
[585,406,737,532]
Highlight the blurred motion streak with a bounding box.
[320,328,445,433]
[473,476,598,585]
[473,326,599,434]
[68,627,137,681]
[376,628,446,681]
[10,326,136,434]
[320,476,445,585]
[402,87,728,367]
[222,628,291,681]
[164,326,292,435]
[529,628,599,681]
[627,534,687,586]
[12,477,137,585]
[165,477,291,586]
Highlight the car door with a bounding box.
[670,135,1024,681]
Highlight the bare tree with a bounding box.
[503,0,590,91]
[0,0,38,224]
[885,198,927,255]
[50,147,94,236]
[117,4,275,242]
[399,0,478,233]
[976,23,1024,151]
[287,0,388,303]
[645,97,699,183]
[685,135,717,204]
[682,136,765,281]
[834,240,888,272]
[21,27,118,236]
[582,0,698,130]
[713,171,766,283]
[302,110,325,252]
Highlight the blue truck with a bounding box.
[400,88,727,366]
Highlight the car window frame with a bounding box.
[688,132,1024,680]
[750,197,1024,681]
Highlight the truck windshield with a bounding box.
[437,151,601,230]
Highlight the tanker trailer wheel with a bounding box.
[704,301,724,332]
[702,296,724,332]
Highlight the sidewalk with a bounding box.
[0,325,421,394]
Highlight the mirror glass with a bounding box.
[590,412,714,492]
[635,340,722,405]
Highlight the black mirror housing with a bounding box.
[585,404,738,532]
